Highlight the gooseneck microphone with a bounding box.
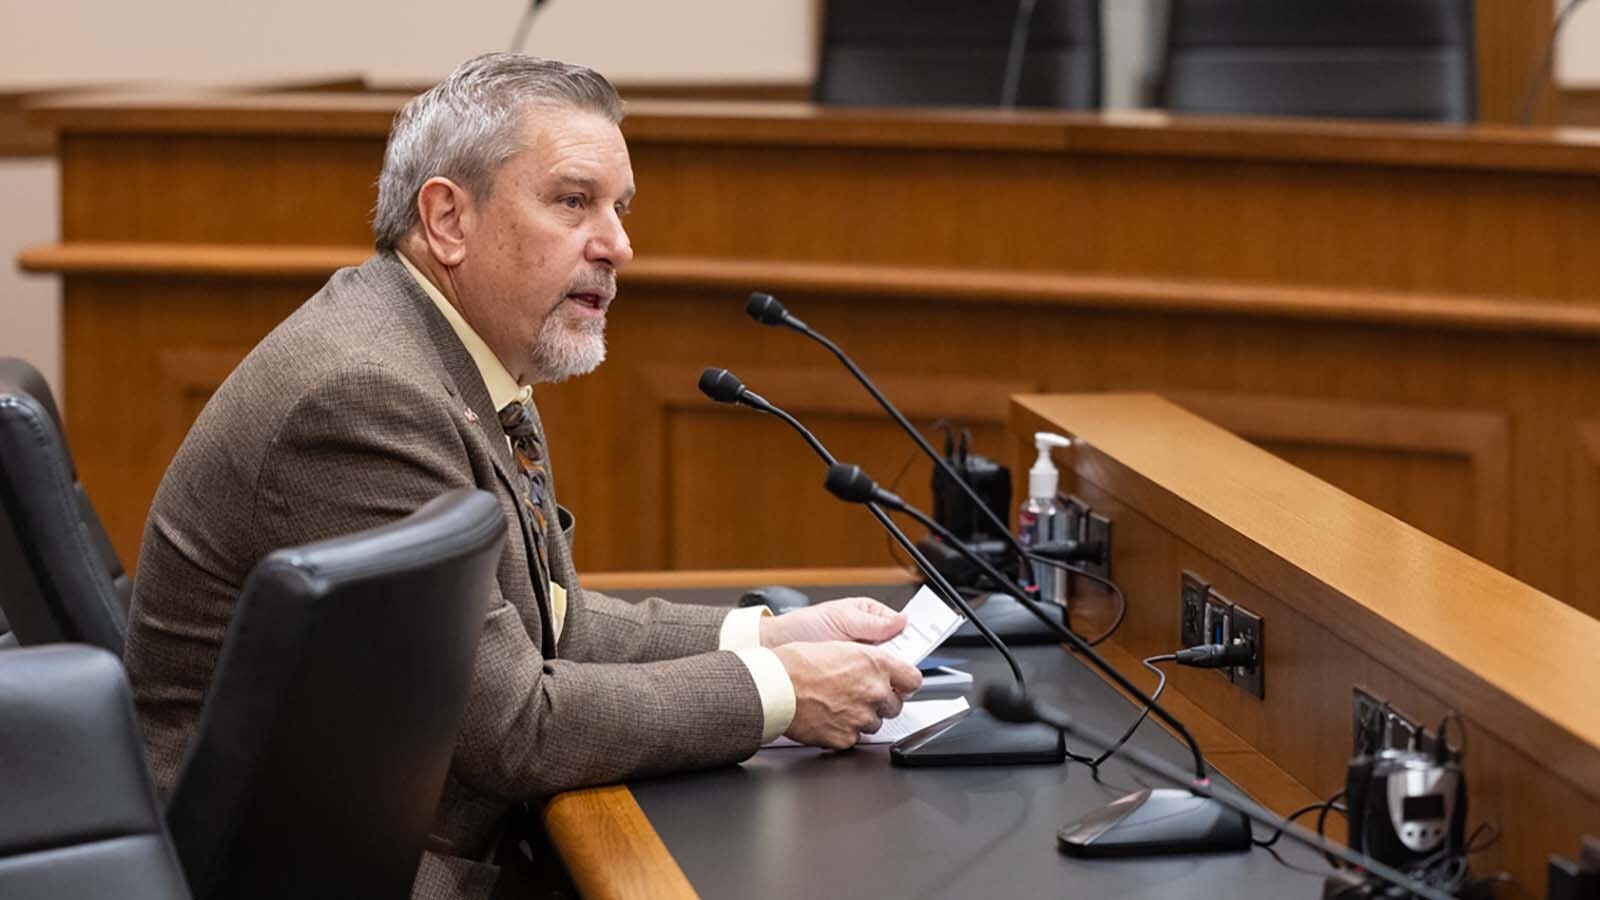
[697,369,1022,685]
[699,368,1063,765]
[742,292,1093,589]
[824,462,1209,784]
[981,686,1457,900]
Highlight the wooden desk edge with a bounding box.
[545,785,699,900]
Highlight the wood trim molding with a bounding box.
[1170,392,1513,569]
[545,785,698,900]
[29,242,1600,339]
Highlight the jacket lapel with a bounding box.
[375,254,557,656]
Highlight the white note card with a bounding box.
[878,585,965,666]
[764,697,970,748]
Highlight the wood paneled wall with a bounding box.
[22,95,1600,624]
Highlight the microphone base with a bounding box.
[889,706,1065,767]
[945,592,1067,647]
[1056,788,1252,857]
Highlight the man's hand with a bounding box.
[759,596,908,647]
[772,641,923,750]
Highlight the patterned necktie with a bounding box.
[498,396,550,575]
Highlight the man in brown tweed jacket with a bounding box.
[123,54,922,899]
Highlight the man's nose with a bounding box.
[589,213,633,269]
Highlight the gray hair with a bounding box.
[372,53,624,251]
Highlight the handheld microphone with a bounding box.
[700,368,1064,766]
[823,461,1208,783]
[741,292,1096,592]
[981,685,1457,900]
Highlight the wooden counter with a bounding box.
[20,93,1600,622]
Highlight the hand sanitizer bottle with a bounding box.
[1018,432,1072,606]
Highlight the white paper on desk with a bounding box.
[877,585,965,666]
[763,697,970,748]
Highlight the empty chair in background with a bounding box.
[1156,0,1477,122]
[0,357,130,652]
[815,0,1103,109]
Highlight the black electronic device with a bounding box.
[1346,708,1468,875]
[697,368,1065,768]
[737,586,811,616]
[930,427,1012,547]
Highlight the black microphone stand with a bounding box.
[745,292,1090,644]
[825,462,1252,855]
[982,685,1458,900]
[697,369,1063,766]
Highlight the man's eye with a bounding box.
[562,196,584,210]
[615,202,631,218]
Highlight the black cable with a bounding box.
[1027,552,1128,646]
[1084,654,1173,768]
[1253,798,1347,849]
[1317,789,1348,870]
[1517,0,1592,125]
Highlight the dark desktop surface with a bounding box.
[609,583,1333,899]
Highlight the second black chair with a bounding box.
[163,488,505,900]
[815,0,1102,109]
[1156,0,1477,122]
[0,357,130,653]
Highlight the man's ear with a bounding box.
[415,177,473,267]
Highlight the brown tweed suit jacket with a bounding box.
[124,252,765,899]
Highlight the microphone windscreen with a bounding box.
[697,368,746,405]
[823,463,878,504]
[745,292,789,326]
[980,683,1037,724]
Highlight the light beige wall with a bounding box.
[0,0,815,86]
[1558,0,1600,86]
[0,158,60,399]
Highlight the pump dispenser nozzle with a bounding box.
[1029,432,1072,499]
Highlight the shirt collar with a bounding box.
[397,250,528,411]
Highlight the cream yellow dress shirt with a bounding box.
[397,252,795,741]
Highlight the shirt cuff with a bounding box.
[718,604,768,650]
[731,647,797,743]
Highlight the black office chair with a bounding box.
[1156,0,1477,122]
[815,0,1102,109]
[163,488,504,900]
[0,357,131,653]
[0,644,191,900]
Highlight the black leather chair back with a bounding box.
[0,645,190,900]
[815,0,1102,109]
[1156,0,1476,122]
[0,357,129,653]
[164,489,504,900]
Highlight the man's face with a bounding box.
[456,107,635,384]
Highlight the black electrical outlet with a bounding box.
[1202,590,1232,683]
[1082,511,1112,580]
[1060,494,1091,543]
[1179,571,1209,648]
[1229,603,1265,699]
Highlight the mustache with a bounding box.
[564,270,617,300]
